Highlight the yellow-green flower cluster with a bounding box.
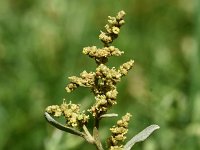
[110,146,123,150]
[65,60,133,117]
[45,105,62,117]
[96,64,121,82]
[64,10,134,119]
[119,60,134,76]
[66,71,95,92]
[45,101,89,128]
[99,10,126,45]
[89,90,118,117]
[108,113,132,149]
[83,46,124,59]
[89,61,133,117]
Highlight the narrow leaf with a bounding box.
[82,125,95,143]
[124,124,160,150]
[44,112,85,137]
[93,127,104,150]
[100,113,118,118]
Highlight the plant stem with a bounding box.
[94,117,100,129]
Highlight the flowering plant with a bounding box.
[44,10,159,150]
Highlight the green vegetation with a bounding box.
[0,0,199,150]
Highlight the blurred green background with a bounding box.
[0,0,200,150]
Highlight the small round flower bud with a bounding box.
[112,27,120,34]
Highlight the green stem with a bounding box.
[94,117,100,129]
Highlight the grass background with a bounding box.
[0,0,200,149]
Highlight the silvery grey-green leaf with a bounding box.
[124,124,160,150]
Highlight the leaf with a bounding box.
[44,112,85,137]
[100,113,118,118]
[124,124,160,150]
[93,127,104,150]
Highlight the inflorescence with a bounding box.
[44,10,158,150]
